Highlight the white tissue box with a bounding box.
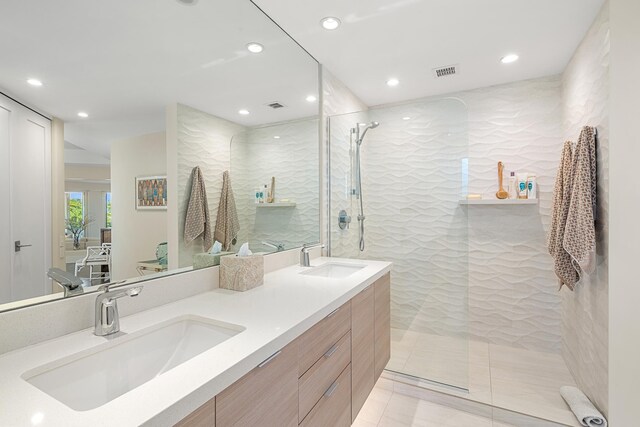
[220,255,264,292]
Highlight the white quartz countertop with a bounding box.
[0,257,391,427]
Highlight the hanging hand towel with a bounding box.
[184,166,212,250]
[564,126,597,280]
[548,141,579,290]
[214,170,240,251]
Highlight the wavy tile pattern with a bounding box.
[463,76,564,353]
[231,118,320,252]
[176,104,244,266]
[329,77,566,361]
[560,3,609,416]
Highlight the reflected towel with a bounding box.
[184,166,212,250]
[214,171,240,251]
[564,126,597,280]
[560,386,607,427]
[549,141,578,290]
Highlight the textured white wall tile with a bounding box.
[232,118,320,251]
[329,77,565,353]
[560,2,609,416]
[176,104,245,266]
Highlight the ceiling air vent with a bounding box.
[433,65,458,78]
[266,102,285,109]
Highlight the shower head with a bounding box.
[357,121,380,144]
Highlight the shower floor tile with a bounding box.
[389,328,581,426]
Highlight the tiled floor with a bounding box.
[353,378,511,427]
[385,328,581,426]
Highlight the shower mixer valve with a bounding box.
[338,210,351,230]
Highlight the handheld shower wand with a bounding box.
[353,121,379,251]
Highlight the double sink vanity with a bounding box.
[0,255,391,426]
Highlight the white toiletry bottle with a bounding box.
[527,175,537,199]
[263,184,269,203]
[517,174,528,199]
[508,171,517,199]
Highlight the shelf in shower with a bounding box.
[459,199,538,205]
[256,202,296,208]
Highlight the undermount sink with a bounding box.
[23,315,244,411]
[300,262,366,279]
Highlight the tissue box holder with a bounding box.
[193,251,234,269]
[220,255,264,292]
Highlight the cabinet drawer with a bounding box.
[300,364,351,427]
[216,341,298,427]
[299,332,351,422]
[298,301,351,376]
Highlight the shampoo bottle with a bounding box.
[508,171,517,199]
[527,175,537,199]
[517,174,528,199]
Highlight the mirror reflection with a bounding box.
[0,0,320,311]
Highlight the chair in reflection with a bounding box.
[74,243,112,286]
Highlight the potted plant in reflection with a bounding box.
[65,216,93,250]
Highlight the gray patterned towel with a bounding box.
[184,166,212,250]
[214,171,240,251]
[549,141,579,290]
[564,126,597,280]
[560,386,607,427]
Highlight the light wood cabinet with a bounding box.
[297,301,351,377]
[177,272,391,427]
[374,273,391,379]
[350,284,375,422]
[299,331,351,422]
[216,341,298,427]
[174,397,215,427]
[299,365,352,427]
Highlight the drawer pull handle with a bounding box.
[258,350,281,368]
[327,307,340,318]
[324,381,339,397]
[324,343,339,358]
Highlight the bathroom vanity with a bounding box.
[0,257,391,426]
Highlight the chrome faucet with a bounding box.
[94,284,143,336]
[262,240,285,252]
[47,268,84,297]
[300,243,325,267]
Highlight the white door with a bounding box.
[0,94,51,304]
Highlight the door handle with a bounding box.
[14,241,32,252]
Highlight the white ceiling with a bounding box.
[253,0,605,106]
[0,0,319,158]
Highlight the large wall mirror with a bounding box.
[0,0,320,312]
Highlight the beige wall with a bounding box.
[111,132,167,280]
[50,118,65,295]
[609,0,640,424]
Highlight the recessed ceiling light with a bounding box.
[386,78,399,87]
[246,42,264,54]
[238,109,250,115]
[305,95,317,102]
[77,112,88,118]
[402,117,411,121]
[500,54,519,64]
[27,78,43,87]
[273,136,281,139]
[321,17,341,30]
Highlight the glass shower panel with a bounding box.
[328,98,469,390]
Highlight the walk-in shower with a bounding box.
[351,121,379,251]
[328,99,469,391]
